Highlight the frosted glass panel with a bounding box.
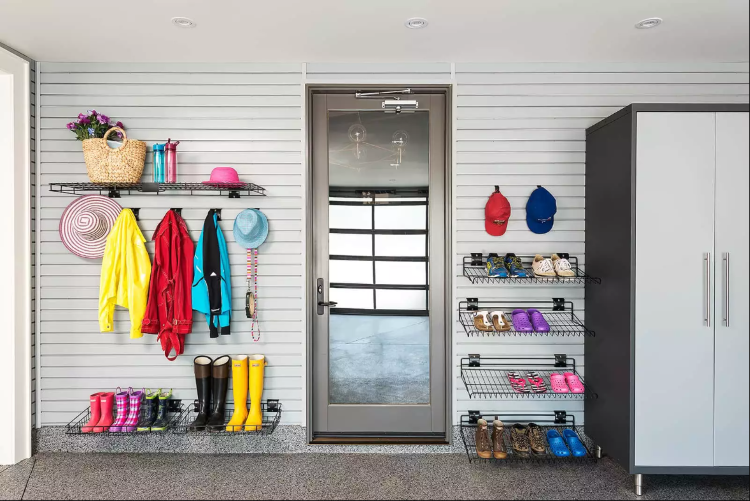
[375,261,425,285]
[375,235,426,257]
[329,205,372,229]
[375,205,427,230]
[330,288,374,309]
[376,290,427,310]
[330,260,373,284]
[330,234,372,256]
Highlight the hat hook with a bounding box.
[130,208,140,221]
[171,208,182,217]
[211,208,222,221]
[494,185,500,193]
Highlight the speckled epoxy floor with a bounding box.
[0,454,747,500]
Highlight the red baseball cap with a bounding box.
[485,189,512,236]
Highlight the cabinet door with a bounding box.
[714,112,750,467]
[635,112,716,467]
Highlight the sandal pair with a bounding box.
[474,311,511,332]
[507,371,548,394]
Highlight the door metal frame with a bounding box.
[305,86,453,443]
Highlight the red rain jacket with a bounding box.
[141,210,194,360]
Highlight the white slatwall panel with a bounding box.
[38,63,304,425]
[30,63,36,428]
[452,62,750,424]
[37,61,749,428]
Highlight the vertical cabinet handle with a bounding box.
[723,253,730,327]
[704,253,711,327]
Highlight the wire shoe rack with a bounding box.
[460,411,598,464]
[460,356,598,400]
[65,399,185,435]
[459,298,594,338]
[172,400,282,435]
[463,253,601,285]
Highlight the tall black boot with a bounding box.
[206,355,231,431]
[188,356,212,431]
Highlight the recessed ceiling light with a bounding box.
[171,17,196,29]
[405,17,428,29]
[635,18,663,29]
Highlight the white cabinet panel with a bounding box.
[714,112,750,467]
[635,113,716,467]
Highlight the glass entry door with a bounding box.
[311,93,447,438]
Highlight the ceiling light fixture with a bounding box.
[171,17,196,28]
[405,17,428,29]
[635,18,663,29]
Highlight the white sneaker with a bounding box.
[551,254,576,277]
[532,255,556,277]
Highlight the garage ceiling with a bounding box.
[0,0,748,62]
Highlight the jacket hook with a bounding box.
[211,208,222,221]
[131,208,140,221]
[494,185,500,193]
[171,208,182,217]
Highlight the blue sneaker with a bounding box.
[486,257,508,278]
[504,254,528,277]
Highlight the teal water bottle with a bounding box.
[153,143,165,183]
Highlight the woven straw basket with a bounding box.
[82,127,146,183]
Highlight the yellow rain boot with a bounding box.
[245,355,267,431]
[225,356,249,431]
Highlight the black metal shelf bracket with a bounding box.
[469,354,481,368]
[467,298,479,311]
[554,354,568,368]
[468,411,482,424]
[552,298,566,311]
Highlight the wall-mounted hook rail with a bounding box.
[131,208,140,221]
[171,208,182,217]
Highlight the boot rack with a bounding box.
[173,400,282,435]
[65,399,185,435]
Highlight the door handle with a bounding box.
[316,278,337,315]
[704,253,711,328]
[723,253,730,327]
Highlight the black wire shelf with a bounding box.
[463,253,601,285]
[49,182,266,199]
[460,411,598,464]
[460,355,598,400]
[172,400,282,435]
[65,399,184,435]
[459,298,594,338]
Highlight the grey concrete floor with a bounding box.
[1,454,748,500]
[329,315,429,405]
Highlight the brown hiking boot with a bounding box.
[491,420,508,459]
[511,423,531,457]
[475,419,492,459]
[527,423,547,455]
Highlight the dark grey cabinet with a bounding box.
[584,104,749,495]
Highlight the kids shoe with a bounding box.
[136,389,160,431]
[475,419,493,460]
[511,309,534,332]
[93,392,115,433]
[486,257,509,278]
[547,430,571,457]
[527,309,551,333]
[511,424,531,457]
[563,429,588,457]
[108,387,132,432]
[551,254,576,277]
[150,389,173,432]
[81,393,105,433]
[503,253,528,277]
[122,388,144,432]
[526,423,547,455]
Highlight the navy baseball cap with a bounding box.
[526,186,557,234]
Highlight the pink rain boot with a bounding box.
[122,388,144,432]
[82,392,105,433]
[108,387,132,432]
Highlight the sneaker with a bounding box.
[475,419,493,459]
[492,421,508,459]
[504,254,528,277]
[532,254,556,277]
[527,423,547,455]
[551,254,576,277]
[511,424,531,457]
[486,257,509,278]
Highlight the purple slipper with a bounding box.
[528,309,551,332]
[511,309,534,332]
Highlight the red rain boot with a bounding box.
[81,392,105,433]
[94,392,115,433]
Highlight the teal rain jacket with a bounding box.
[192,210,232,337]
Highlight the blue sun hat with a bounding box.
[233,209,269,249]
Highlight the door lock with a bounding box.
[316,278,337,315]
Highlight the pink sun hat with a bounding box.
[59,195,122,259]
[203,167,242,185]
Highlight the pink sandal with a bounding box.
[564,372,585,394]
[526,371,548,393]
[507,372,530,394]
[549,373,570,393]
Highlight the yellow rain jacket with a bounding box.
[99,209,152,338]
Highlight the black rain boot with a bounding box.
[151,389,173,431]
[136,389,159,431]
[206,355,231,431]
[188,356,213,431]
